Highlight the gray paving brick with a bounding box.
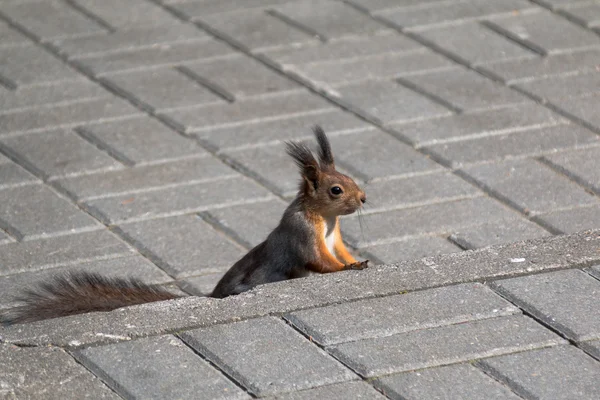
[54,156,236,200]
[78,116,205,165]
[461,158,599,215]
[183,55,300,98]
[450,218,550,250]
[203,198,287,248]
[265,381,385,400]
[0,343,119,399]
[1,128,124,179]
[72,0,180,27]
[0,154,39,189]
[76,335,248,400]
[479,345,600,400]
[517,72,600,102]
[262,33,421,65]
[360,236,462,264]
[346,0,442,12]
[401,67,531,112]
[328,314,564,377]
[1,0,108,40]
[587,265,600,281]
[416,22,537,65]
[170,0,294,16]
[103,67,223,111]
[479,49,600,84]
[195,109,370,152]
[536,205,600,234]
[580,339,600,361]
[53,23,209,58]
[163,91,333,133]
[0,185,101,240]
[199,9,318,51]
[178,271,225,296]
[286,283,519,346]
[84,176,274,224]
[486,11,600,54]
[0,255,172,309]
[116,214,246,277]
[0,45,80,87]
[273,0,390,39]
[390,103,565,147]
[491,269,600,341]
[0,229,133,276]
[340,197,517,247]
[542,146,600,195]
[533,0,590,9]
[559,2,600,28]
[424,124,599,167]
[74,40,235,75]
[377,0,536,30]
[334,80,452,124]
[0,19,30,48]
[374,363,522,400]
[181,317,356,396]
[0,79,109,113]
[0,97,142,135]
[0,228,13,245]
[551,93,600,129]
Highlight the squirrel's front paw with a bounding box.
[344,260,369,270]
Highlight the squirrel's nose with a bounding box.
[360,195,366,204]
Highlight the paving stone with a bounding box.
[73,0,180,27]
[390,103,565,147]
[401,67,531,112]
[286,283,519,346]
[0,343,119,399]
[374,363,522,400]
[1,128,124,179]
[533,0,590,9]
[536,205,600,234]
[517,71,600,102]
[328,314,564,377]
[377,0,536,30]
[416,22,537,65]
[74,40,235,75]
[183,55,300,98]
[0,45,80,87]
[340,197,517,247]
[78,116,205,165]
[103,67,223,111]
[178,271,225,296]
[461,158,599,215]
[75,335,248,400]
[559,2,600,28]
[0,228,12,245]
[0,255,172,309]
[116,214,246,277]
[195,109,370,152]
[262,33,422,65]
[181,317,356,396]
[163,91,333,133]
[0,185,101,240]
[0,97,142,135]
[333,79,452,124]
[265,381,385,400]
[85,176,274,224]
[542,146,600,195]
[1,0,108,40]
[0,19,30,48]
[0,154,39,190]
[345,0,443,12]
[199,9,318,51]
[450,218,550,249]
[424,124,599,167]
[580,339,600,361]
[479,49,600,84]
[491,269,600,341]
[479,345,600,400]
[485,11,600,54]
[0,229,133,276]
[53,23,208,58]
[171,0,295,17]
[203,198,287,248]
[550,93,600,129]
[291,50,455,86]
[360,236,462,264]
[273,0,390,39]
[54,155,236,200]
[0,79,109,113]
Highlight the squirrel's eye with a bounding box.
[330,186,343,196]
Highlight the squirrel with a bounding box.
[0,126,368,325]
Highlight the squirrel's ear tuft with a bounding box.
[285,141,320,186]
[313,125,334,169]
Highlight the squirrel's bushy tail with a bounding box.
[0,272,180,325]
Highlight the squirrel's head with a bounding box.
[286,126,366,217]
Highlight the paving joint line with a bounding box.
[175,65,236,103]
[266,8,328,42]
[65,349,127,400]
[63,0,116,33]
[536,157,600,197]
[472,359,536,400]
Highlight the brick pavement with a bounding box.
[0,0,600,398]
